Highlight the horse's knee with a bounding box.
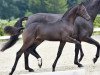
[75,41,81,48]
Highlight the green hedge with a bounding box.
[0,19,17,36]
[0,19,26,36]
[0,15,100,36]
[94,15,100,27]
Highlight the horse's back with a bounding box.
[26,13,62,27]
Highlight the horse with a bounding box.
[21,0,100,66]
[24,0,100,65]
[24,0,100,64]
[3,3,90,75]
[1,0,100,73]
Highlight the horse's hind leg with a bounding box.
[9,39,36,75]
[84,37,100,63]
[24,44,42,72]
[9,48,24,75]
[24,52,34,72]
[52,41,66,71]
[29,44,42,68]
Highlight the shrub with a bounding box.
[0,19,26,36]
[0,15,100,36]
[0,19,17,36]
[94,15,100,27]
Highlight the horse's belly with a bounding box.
[44,34,61,41]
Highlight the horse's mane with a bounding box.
[62,5,75,19]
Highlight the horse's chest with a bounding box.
[64,26,77,38]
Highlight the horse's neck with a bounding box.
[62,7,77,25]
[86,0,100,21]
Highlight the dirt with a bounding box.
[0,35,100,75]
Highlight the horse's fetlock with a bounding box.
[74,61,78,64]
[52,63,55,68]
[81,53,84,57]
[96,55,99,58]
[38,58,42,68]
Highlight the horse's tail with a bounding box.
[1,17,28,52]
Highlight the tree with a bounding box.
[0,0,19,20]
[45,0,67,13]
[14,0,29,17]
[67,0,78,8]
[0,0,69,19]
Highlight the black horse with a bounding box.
[1,0,100,69]
[22,0,100,65]
[1,0,100,73]
[1,4,90,75]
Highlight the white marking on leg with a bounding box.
[38,58,42,67]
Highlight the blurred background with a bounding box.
[0,0,100,36]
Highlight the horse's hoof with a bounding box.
[0,49,4,52]
[9,73,12,75]
[29,69,34,72]
[38,64,42,68]
[78,64,83,67]
[26,68,34,72]
[38,58,42,68]
[79,58,82,62]
[52,69,55,72]
[93,58,97,64]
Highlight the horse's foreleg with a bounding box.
[75,40,84,62]
[65,36,83,67]
[9,49,23,75]
[52,42,66,71]
[24,52,34,72]
[74,43,83,67]
[84,37,100,63]
[78,44,84,62]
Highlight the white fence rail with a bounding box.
[93,28,100,32]
[0,28,100,40]
[0,35,22,40]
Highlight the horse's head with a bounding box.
[77,3,91,21]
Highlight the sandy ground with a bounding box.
[0,35,100,75]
